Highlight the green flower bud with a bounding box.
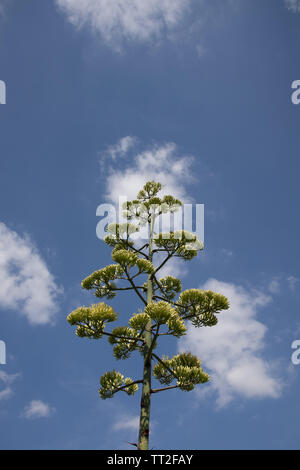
[129,313,151,331]
[176,289,229,327]
[159,276,182,300]
[124,378,139,396]
[67,303,118,339]
[109,326,140,360]
[112,249,139,268]
[145,301,177,324]
[99,370,124,399]
[153,352,209,391]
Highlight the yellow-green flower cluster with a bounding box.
[104,223,140,247]
[137,181,162,200]
[112,249,138,268]
[99,370,139,399]
[124,378,139,396]
[154,231,204,260]
[108,326,141,360]
[166,315,187,337]
[81,264,124,299]
[153,352,209,391]
[107,222,139,236]
[145,301,177,323]
[129,313,151,331]
[144,301,186,337]
[122,181,182,222]
[136,258,155,274]
[67,303,118,339]
[176,289,229,327]
[158,276,182,300]
[159,195,182,214]
[112,249,154,274]
[122,200,150,223]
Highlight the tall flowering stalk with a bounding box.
[67,181,229,450]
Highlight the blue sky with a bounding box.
[0,0,300,450]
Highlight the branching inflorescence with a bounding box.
[67,181,229,450]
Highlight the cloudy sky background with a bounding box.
[0,0,300,449]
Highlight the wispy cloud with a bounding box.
[196,44,206,58]
[112,414,139,432]
[179,279,282,408]
[0,222,63,325]
[287,275,299,291]
[220,248,233,258]
[0,370,21,401]
[102,136,137,161]
[21,400,55,419]
[0,0,8,20]
[158,257,188,279]
[56,0,191,50]
[285,0,300,13]
[111,412,157,449]
[268,278,280,294]
[99,136,138,171]
[267,275,299,294]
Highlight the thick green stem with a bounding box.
[138,216,154,450]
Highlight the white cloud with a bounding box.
[21,400,55,419]
[268,279,280,294]
[103,138,194,204]
[56,0,191,50]
[179,279,282,407]
[287,275,299,291]
[103,136,137,161]
[99,136,138,171]
[196,44,206,57]
[158,257,188,279]
[0,223,62,325]
[99,137,205,259]
[0,370,20,401]
[101,138,199,247]
[285,0,300,12]
[112,414,139,431]
[268,276,299,294]
[0,387,13,400]
[220,248,233,258]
